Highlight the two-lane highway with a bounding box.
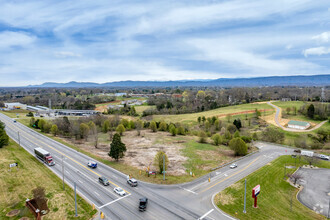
[1,112,293,219]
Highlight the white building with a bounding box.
[4,102,27,110]
[287,120,310,130]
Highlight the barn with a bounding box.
[287,120,310,130]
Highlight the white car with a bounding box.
[114,187,126,196]
[230,163,238,169]
[319,154,329,160]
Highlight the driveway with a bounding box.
[296,168,330,217]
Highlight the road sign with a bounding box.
[9,163,17,168]
[252,185,260,197]
[252,185,260,208]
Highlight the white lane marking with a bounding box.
[198,209,214,220]
[94,191,100,196]
[99,194,131,209]
[112,175,118,179]
[224,174,228,177]
[179,187,198,195]
[215,172,221,175]
[65,170,70,175]
[78,180,83,184]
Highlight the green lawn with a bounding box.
[152,103,274,125]
[135,105,156,114]
[1,109,30,119]
[0,139,96,220]
[216,155,330,220]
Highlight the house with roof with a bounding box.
[287,120,310,130]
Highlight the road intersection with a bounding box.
[0,113,292,219]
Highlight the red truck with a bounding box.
[34,148,55,166]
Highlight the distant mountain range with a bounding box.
[28,75,330,88]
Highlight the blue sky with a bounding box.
[0,0,330,86]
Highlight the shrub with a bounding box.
[226,124,237,134]
[177,126,185,135]
[241,136,252,143]
[212,134,222,146]
[116,124,126,136]
[169,125,177,136]
[229,137,248,156]
[149,121,157,132]
[199,131,207,143]
[154,151,169,174]
[262,127,285,144]
[159,122,167,131]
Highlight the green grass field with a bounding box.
[1,109,30,119]
[152,103,274,125]
[216,155,330,220]
[0,139,96,220]
[135,105,156,114]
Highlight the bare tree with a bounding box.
[287,172,303,185]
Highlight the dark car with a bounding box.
[99,176,109,186]
[127,178,138,187]
[139,197,148,211]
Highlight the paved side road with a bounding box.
[296,168,330,217]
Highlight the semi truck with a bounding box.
[301,150,314,157]
[34,148,55,166]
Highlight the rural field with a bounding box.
[0,139,96,220]
[152,102,274,125]
[216,155,330,220]
[51,130,257,184]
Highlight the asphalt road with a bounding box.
[0,113,292,220]
[296,168,330,217]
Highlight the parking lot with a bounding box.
[296,168,330,217]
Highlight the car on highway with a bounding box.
[99,176,110,186]
[114,187,126,196]
[87,161,97,168]
[13,120,16,123]
[319,154,329,160]
[127,178,138,187]
[139,197,148,211]
[229,163,237,169]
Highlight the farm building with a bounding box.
[287,120,310,130]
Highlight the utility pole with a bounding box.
[17,131,20,146]
[327,197,330,219]
[243,179,247,213]
[74,182,78,217]
[163,155,165,181]
[62,155,65,190]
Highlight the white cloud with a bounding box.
[312,31,330,43]
[188,38,323,76]
[0,31,35,49]
[303,47,330,57]
[54,51,81,58]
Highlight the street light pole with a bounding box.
[243,179,247,213]
[327,197,330,219]
[163,155,165,181]
[62,155,65,190]
[74,182,78,217]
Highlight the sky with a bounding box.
[0,0,330,86]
